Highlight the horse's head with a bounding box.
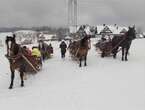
[80,35,91,48]
[126,26,136,40]
[5,35,17,57]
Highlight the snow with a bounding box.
[42,34,57,40]
[14,30,37,34]
[0,33,145,110]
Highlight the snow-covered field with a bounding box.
[0,33,145,110]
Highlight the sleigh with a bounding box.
[23,55,42,72]
[95,39,113,57]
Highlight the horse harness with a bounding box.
[74,38,91,57]
[106,35,129,55]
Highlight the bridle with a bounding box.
[6,40,21,61]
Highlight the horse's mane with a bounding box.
[80,36,89,47]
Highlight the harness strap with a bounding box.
[21,55,38,73]
[75,47,80,57]
[107,36,127,54]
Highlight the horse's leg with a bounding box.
[112,48,118,59]
[20,71,24,87]
[19,63,25,87]
[84,56,87,66]
[79,57,82,67]
[125,48,129,61]
[9,67,15,89]
[101,51,105,58]
[61,51,63,58]
[42,53,45,61]
[122,47,125,61]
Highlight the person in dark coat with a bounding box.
[59,40,67,58]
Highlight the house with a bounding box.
[99,26,113,34]
[120,28,128,34]
[38,33,57,41]
[96,25,128,35]
[64,36,72,40]
[44,34,57,41]
[14,30,38,44]
[69,24,129,37]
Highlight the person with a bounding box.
[23,46,31,56]
[31,46,42,69]
[59,40,67,58]
[31,47,41,58]
[48,43,53,54]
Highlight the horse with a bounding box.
[5,35,40,89]
[69,35,91,67]
[38,41,52,60]
[111,26,136,61]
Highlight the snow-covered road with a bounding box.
[0,33,145,110]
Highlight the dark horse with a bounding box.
[5,35,40,89]
[5,35,25,89]
[38,40,53,60]
[112,26,136,61]
[69,35,91,67]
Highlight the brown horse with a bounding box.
[69,36,91,67]
[5,35,41,89]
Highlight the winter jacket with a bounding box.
[32,48,41,57]
[60,42,67,49]
[59,42,67,52]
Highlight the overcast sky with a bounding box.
[0,0,144,30]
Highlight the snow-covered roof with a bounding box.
[96,26,104,34]
[100,26,113,34]
[43,34,56,40]
[14,30,37,34]
[97,25,128,34]
[69,25,128,35]
[65,36,71,39]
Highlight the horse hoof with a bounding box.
[113,57,116,59]
[125,59,128,61]
[101,53,104,58]
[21,84,24,87]
[9,86,13,89]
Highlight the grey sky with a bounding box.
[0,0,144,30]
